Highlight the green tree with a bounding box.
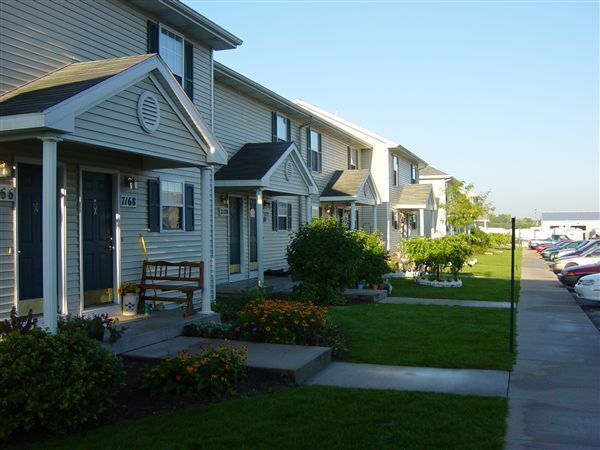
[442,179,493,232]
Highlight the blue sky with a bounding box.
[186,0,599,218]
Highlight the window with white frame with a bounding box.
[411,164,417,184]
[392,210,399,230]
[277,200,289,230]
[309,129,321,171]
[159,25,184,83]
[275,114,290,142]
[161,179,184,230]
[349,147,358,170]
[392,155,399,186]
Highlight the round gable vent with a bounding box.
[137,91,160,134]
[285,160,294,181]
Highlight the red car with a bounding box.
[557,263,600,287]
[537,240,570,253]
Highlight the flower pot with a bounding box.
[122,293,139,316]
[357,283,365,290]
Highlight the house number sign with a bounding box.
[120,195,137,208]
[0,185,15,202]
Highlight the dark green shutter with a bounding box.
[148,179,160,232]
[347,147,352,169]
[184,41,194,100]
[147,20,159,54]
[287,202,292,231]
[306,128,311,169]
[272,200,278,231]
[271,112,278,142]
[184,183,194,231]
[318,133,322,172]
[286,118,291,142]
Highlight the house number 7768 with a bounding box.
[120,195,137,208]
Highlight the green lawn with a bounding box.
[462,248,522,279]
[18,386,508,450]
[389,276,519,302]
[330,303,514,370]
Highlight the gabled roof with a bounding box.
[214,142,318,195]
[395,184,435,209]
[321,169,381,205]
[419,166,449,178]
[0,54,227,165]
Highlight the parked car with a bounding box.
[549,240,596,261]
[574,274,600,302]
[551,244,600,273]
[540,241,581,259]
[558,263,600,287]
[529,234,570,250]
[537,240,571,254]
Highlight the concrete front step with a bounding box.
[343,288,387,304]
[103,310,220,355]
[125,336,333,383]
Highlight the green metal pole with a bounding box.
[509,217,516,353]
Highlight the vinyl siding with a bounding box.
[0,184,14,316]
[73,77,206,166]
[270,156,310,196]
[0,140,208,318]
[0,0,213,126]
[264,196,299,271]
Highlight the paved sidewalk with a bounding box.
[305,361,509,397]
[382,297,511,308]
[504,250,600,450]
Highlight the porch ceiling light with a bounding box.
[0,161,12,178]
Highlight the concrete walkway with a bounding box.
[305,361,509,397]
[504,250,600,450]
[382,297,511,309]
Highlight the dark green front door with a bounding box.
[18,164,43,310]
[82,171,114,307]
[249,198,257,271]
[229,197,241,275]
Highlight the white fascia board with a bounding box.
[214,179,264,188]
[393,204,427,210]
[0,113,73,133]
[320,196,357,202]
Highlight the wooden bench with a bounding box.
[140,260,204,316]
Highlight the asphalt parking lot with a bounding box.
[564,286,600,331]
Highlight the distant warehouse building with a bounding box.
[541,211,600,238]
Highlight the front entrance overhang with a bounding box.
[215,141,318,196]
[320,169,381,206]
[0,54,227,166]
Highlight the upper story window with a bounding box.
[147,21,194,100]
[308,129,321,172]
[159,26,184,83]
[348,147,358,170]
[392,155,400,186]
[411,164,417,184]
[272,113,291,142]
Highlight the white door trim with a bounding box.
[78,166,121,315]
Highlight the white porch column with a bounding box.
[419,209,425,236]
[200,166,212,313]
[256,189,264,287]
[40,137,60,333]
[305,196,312,223]
[373,205,378,233]
[350,201,356,230]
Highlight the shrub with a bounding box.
[401,235,474,281]
[469,227,491,252]
[182,322,232,339]
[232,299,345,356]
[0,329,124,440]
[213,288,267,322]
[0,307,38,337]
[143,344,246,397]
[488,233,511,248]
[287,218,389,304]
[58,313,124,344]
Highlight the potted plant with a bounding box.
[119,281,140,316]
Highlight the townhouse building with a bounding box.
[0,0,244,326]
[418,166,453,237]
[212,63,380,287]
[293,101,435,250]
